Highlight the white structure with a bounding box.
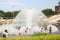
[0,8,59,37]
[13,8,47,28]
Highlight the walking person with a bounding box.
[17,27,21,36]
[49,27,52,33]
[3,30,8,37]
[41,27,43,32]
[45,27,47,33]
[25,27,28,33]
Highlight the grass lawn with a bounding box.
[0,33,60,40]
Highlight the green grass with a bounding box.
[0,33,60,40]
[31,32,50,36]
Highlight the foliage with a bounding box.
[12,11,20,17]
[0,34,60,40]
[0,10,4,16]
[0,10,20,19]
[42,9,54,17]
[4,12,13,19]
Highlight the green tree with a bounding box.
[4,12,13,19]
[0,10,4,16]
[4,11,20,19]
[12,11,20,17]
[42,9,54,17]
[0,10,20,19]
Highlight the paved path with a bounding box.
[46,15,60,24]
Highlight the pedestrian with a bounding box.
[3,30,8,37]
[41,27,43,32]
[25,27,28,33]
[49,27,52,33]
[17,27,21,36]
[45,27,47,32]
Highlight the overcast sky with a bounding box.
[0,0,60,11]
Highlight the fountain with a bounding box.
[12,8,48,34]
[0,8,59,37]
[13,8,47,27]
[13,8,59,34]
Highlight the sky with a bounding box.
[0,0,60,12]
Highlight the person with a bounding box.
[49,27,52,33]
[41,27,43,32]
[25,30,27,33]
[3,30,8,37]
[18,27,21,30]
[45,27,47,32]
[25,27,28,33]
[17,27,21,36]
[26,27,28,30]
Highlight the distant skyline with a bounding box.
[0,0,60,12]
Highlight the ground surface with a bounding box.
[0,33,60,40]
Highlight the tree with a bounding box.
[0,10,4,16]
[12,11,20,17]
[0,10,20,19]
[42,9,54,17]
[4,12,13,19]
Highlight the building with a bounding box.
[55,1,60,13]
